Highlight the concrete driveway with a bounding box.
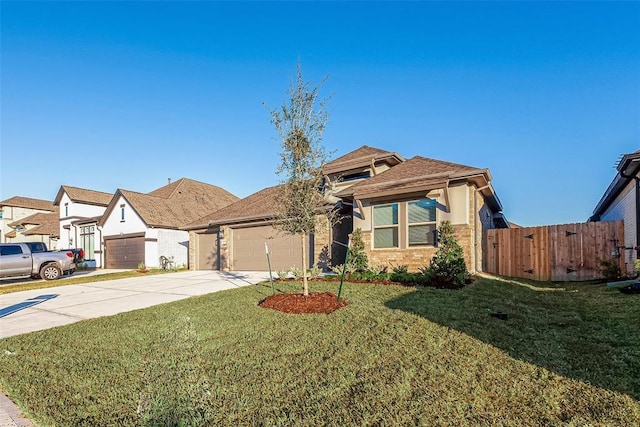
[0,270,269,339]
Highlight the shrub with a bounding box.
[348,228,369,273]
[427,221,469,289]
[600,259,622,280]
[137,262,146,271]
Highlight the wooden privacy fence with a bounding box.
[485,221,625,281]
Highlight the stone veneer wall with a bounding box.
[363,187,489,273]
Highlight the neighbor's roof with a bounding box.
[184,185,281,229]
[591,149,640,220]
[100,178,239,229]
[323,145,404,175]
[54,185,113,207]
[0,196,55,212]
[8,209,60,238]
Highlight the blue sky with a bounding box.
[1,1,638,226]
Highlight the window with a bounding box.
[342,171,371,182]
[64,203,69,217]
[373,203,399,248]
[80,226,95,260]
[0,209,3,219]
[120,204,125,222]
[408,199,437,246]
[0,245,23,256]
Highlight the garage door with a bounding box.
[196,231,219,270]
[232,225,302,271]
[105,236,145,269]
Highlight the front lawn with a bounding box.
[0,277,638,426]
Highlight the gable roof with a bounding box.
[8,209,60,238]
[334,154,504,215]
[100,178,239,229]
[591,149,640,220]
[54,185,113,207]
[0,196,55,212]
[323,145,404,175]
[184,185,281,229]
[335,155,484,198]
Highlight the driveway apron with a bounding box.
[0,270,268,339]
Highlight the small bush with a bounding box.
[347,228,369,273]
[600,259,622,280]
[427,221,469,289]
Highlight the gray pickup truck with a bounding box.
[0,243,76,280]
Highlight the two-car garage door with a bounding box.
[105,236,144,269]
[232,225,302,271]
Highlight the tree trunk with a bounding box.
[301,233,309,296]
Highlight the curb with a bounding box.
[0,393,33,427]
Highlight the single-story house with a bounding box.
[590,149,640,274]
[0,196,58,247]
[99,178,239,269]
[54,185,113,267]
[186,145,509,273]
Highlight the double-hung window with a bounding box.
[373,203,399,248]
[408,198,437,246]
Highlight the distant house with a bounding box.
[186,145,509,273]
[54,186,113,267]
[99,178,239,269]
[590,149,640,273]
[0,196,58,248]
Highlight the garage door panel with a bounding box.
[232,226,303,271]
[105,237,144,269]
[197,232,219,270]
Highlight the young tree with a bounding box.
[267,63,330,296]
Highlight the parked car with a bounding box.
[24,242,85,265]
[0,243,76,280]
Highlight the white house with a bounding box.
[54,186,113,267]
[591,149,640,274]
[98,178,238,269]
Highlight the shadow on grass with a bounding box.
[384,278,640,400]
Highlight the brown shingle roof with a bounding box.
[336,156,484,198]
[0,196,55,211]
[56,185,113,206]
[110,178,239,229]
[23,215,60,237]
[323,145,403,174]
[8,209,60,238]
[185,185,280,229]
[8,208,59,227]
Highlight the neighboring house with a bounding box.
[590,149,640,274]
[0,196,58,247]
[186,145,509,273]
[99,178,239,269]
[54,186,113,267]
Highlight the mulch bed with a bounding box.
[260,292,348,314]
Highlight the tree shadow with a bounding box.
[384,280,640,400]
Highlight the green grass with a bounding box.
[0,278,638,426]
[0,269,179,295]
